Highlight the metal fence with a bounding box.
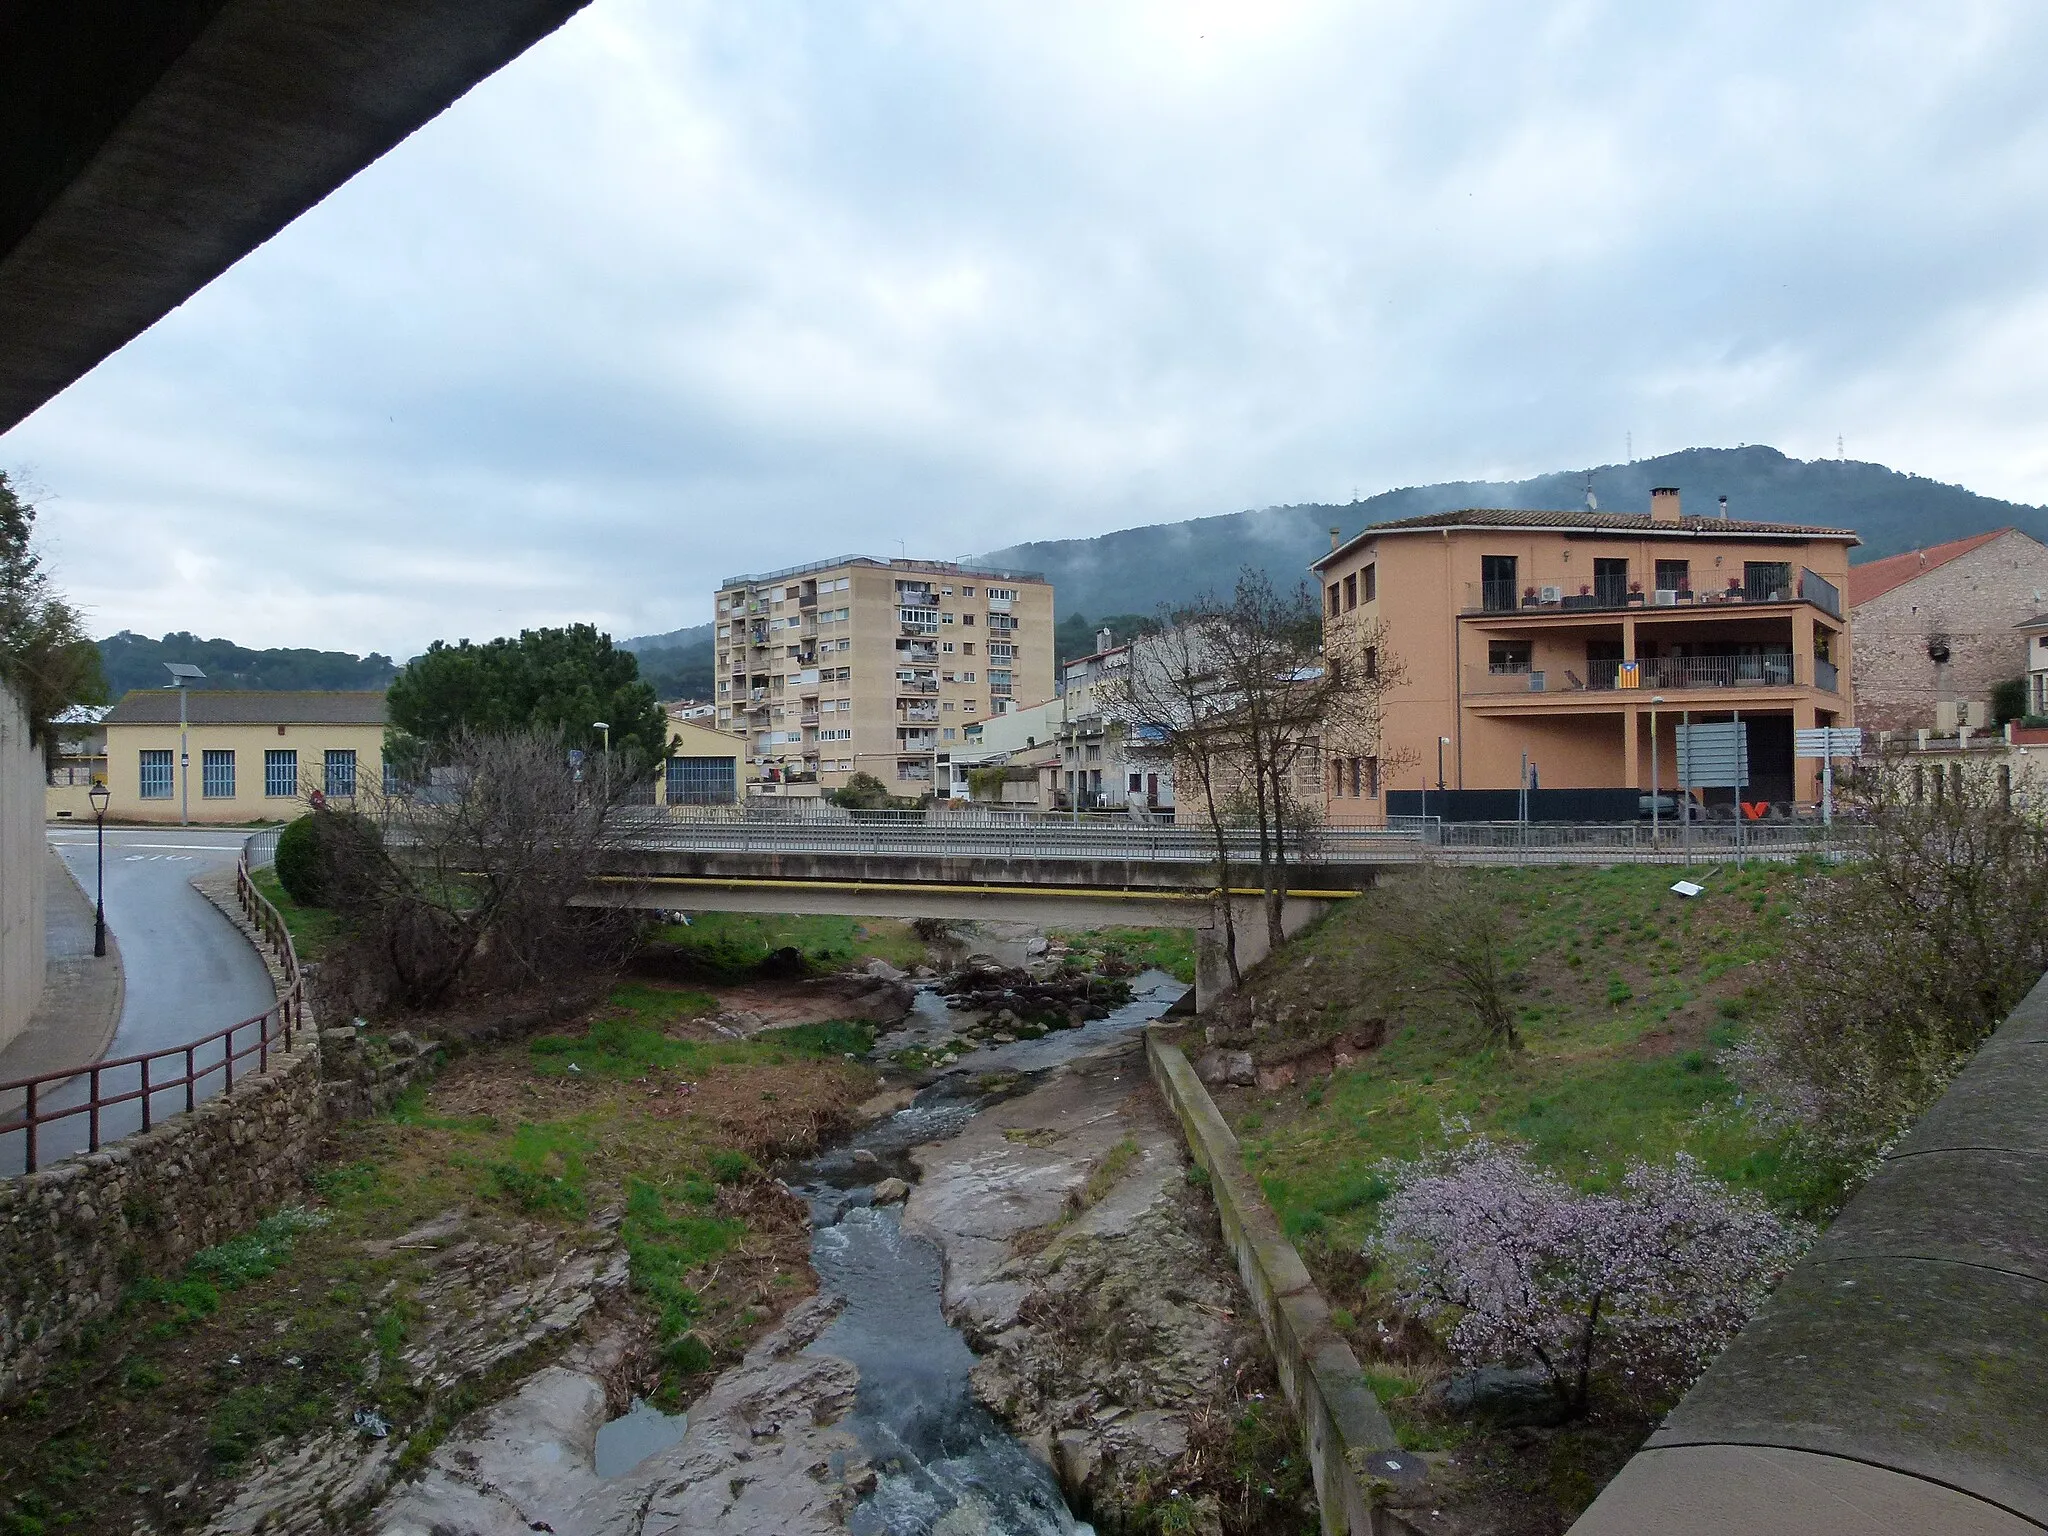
[1,836,304,1176]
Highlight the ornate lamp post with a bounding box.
[89,780,110,957]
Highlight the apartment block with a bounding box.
[712,557,1054,796]
[1313,489,1859,820]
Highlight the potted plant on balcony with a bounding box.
[1725,576,1743,602]
[1627,580,1646,605]
[1564,583,1597,610]
[1522,584,1540,608]
[1676,582,1693,603]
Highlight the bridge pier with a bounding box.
[1195,896,1335,1012]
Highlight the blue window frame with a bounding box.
[323,749,357,798]
[265,749,298,798]
[201,749,235,799]
[139,749,173,799]
[666,755,736,806]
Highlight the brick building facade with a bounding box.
[1848,528,2048,731]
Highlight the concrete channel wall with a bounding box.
[0,872,321,1401]
[1145,1030,1430,1536]
[1571,973,2048,1535]
[0,682,44,1055]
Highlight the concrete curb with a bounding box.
[0,851,124,1101]
[1144,1027,1429,1536]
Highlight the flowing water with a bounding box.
[786,970,1187,1536]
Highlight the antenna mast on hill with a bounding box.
[1837,435,1844,460]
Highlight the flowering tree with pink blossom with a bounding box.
[1371,1139,1810,1416]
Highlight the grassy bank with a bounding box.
[249,865,347,964]
[1193,860,1836,1526]
[0,980,875,1535]
[646,911,928,979]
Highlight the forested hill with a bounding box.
[976,445,2048,622]
[98,631,398,696]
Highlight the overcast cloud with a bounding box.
[9,0,2048,654]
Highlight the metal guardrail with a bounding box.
[0,837,305,1176]
[612,810,1844,868]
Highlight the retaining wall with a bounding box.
[1145,1029,1429,1536]
[0,871,321,1401]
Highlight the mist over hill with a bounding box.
[975,446,2048,622]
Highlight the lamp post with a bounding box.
[592,721,611,803]
[1436,735,1451,819]
[1650,696,1665,840]
[164,662,205,826]
[89,781,110,957]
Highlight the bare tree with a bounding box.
[322,728,648,1010]
[1102,569,1402,970]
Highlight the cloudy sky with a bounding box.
[9,0,2048,656]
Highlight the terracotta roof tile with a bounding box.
[1845,528,2013,607]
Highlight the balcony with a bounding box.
[1465,652,1818,697]
[898,732,939,751]
[897,678,938,694]
[1463,565,1838,617]
[899,705,939,724]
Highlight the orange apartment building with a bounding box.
[1314,488,1858,821]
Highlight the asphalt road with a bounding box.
[8,828,277,1172]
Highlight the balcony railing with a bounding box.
[1461,579,1842,615]
[1465,653,1811,696]
[898,679,939,695]
[899,706,939,724]
[1799,568,1842,619]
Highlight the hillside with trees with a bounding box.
[977,445,2048,621]
[98,631,397,696]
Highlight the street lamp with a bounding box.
[1436,735,1451,818]
[164,662,205,826]
[592,721,611,803]
[89,780,110,958]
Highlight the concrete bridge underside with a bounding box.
[581,874,1345,1011]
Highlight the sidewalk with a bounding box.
[0,850,124,1095]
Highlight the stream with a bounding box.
[786,970,1188,1536]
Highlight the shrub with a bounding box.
[1372,1139,1808,1416]
[1991,675,2029,726]
[272,810,383,909]
[1731,756,2048,1170]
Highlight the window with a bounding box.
[962,586,975,596]
[1480,554,1518,611]
[987,613,1017,632]
[943,728,956,741]
[201,749,235,799]
[963,613,974,626]
[1362,563,1377,602]
[1327,583,1341,618]
[265,749,298,798]
[819,728,851,741]
[1587,557,1625,606]
[987,587,1016,600]
[1363,645,1379,678]
[943,642,955,653]
[324,749,357,798]
[1366,756,1380,797]
[941,612,955,624]
[1343,573,1357,611]
[1488,640,1532,674]
[667,755,737,805]
[963,643,976,655]
[1128,772,1143,793]
[1655,559,1690,594]
[962,671,976,682]
[140,749,173,799]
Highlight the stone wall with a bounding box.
[1145,1029,1428,1536]
[1853,529,2048,730]
[0,680,44,1054]
[0,868,321,1402]
[320,1025,441,1121]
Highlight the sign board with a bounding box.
[1676,721,1749,789]
[1795,726,1864,759]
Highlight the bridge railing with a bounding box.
[622,814,1424,865]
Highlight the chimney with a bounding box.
[1329,526,1342,552]
[1650,486,1681,524]
[1718,495,1729,520]
[1097,626,1113,653]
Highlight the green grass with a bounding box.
[249,866,347,962]
[1226,861,1842,1261]
[1051,926,1198,984]
[526,983,874,1076]
[648,911,927,979]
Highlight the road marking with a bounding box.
[52,840,243,851]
